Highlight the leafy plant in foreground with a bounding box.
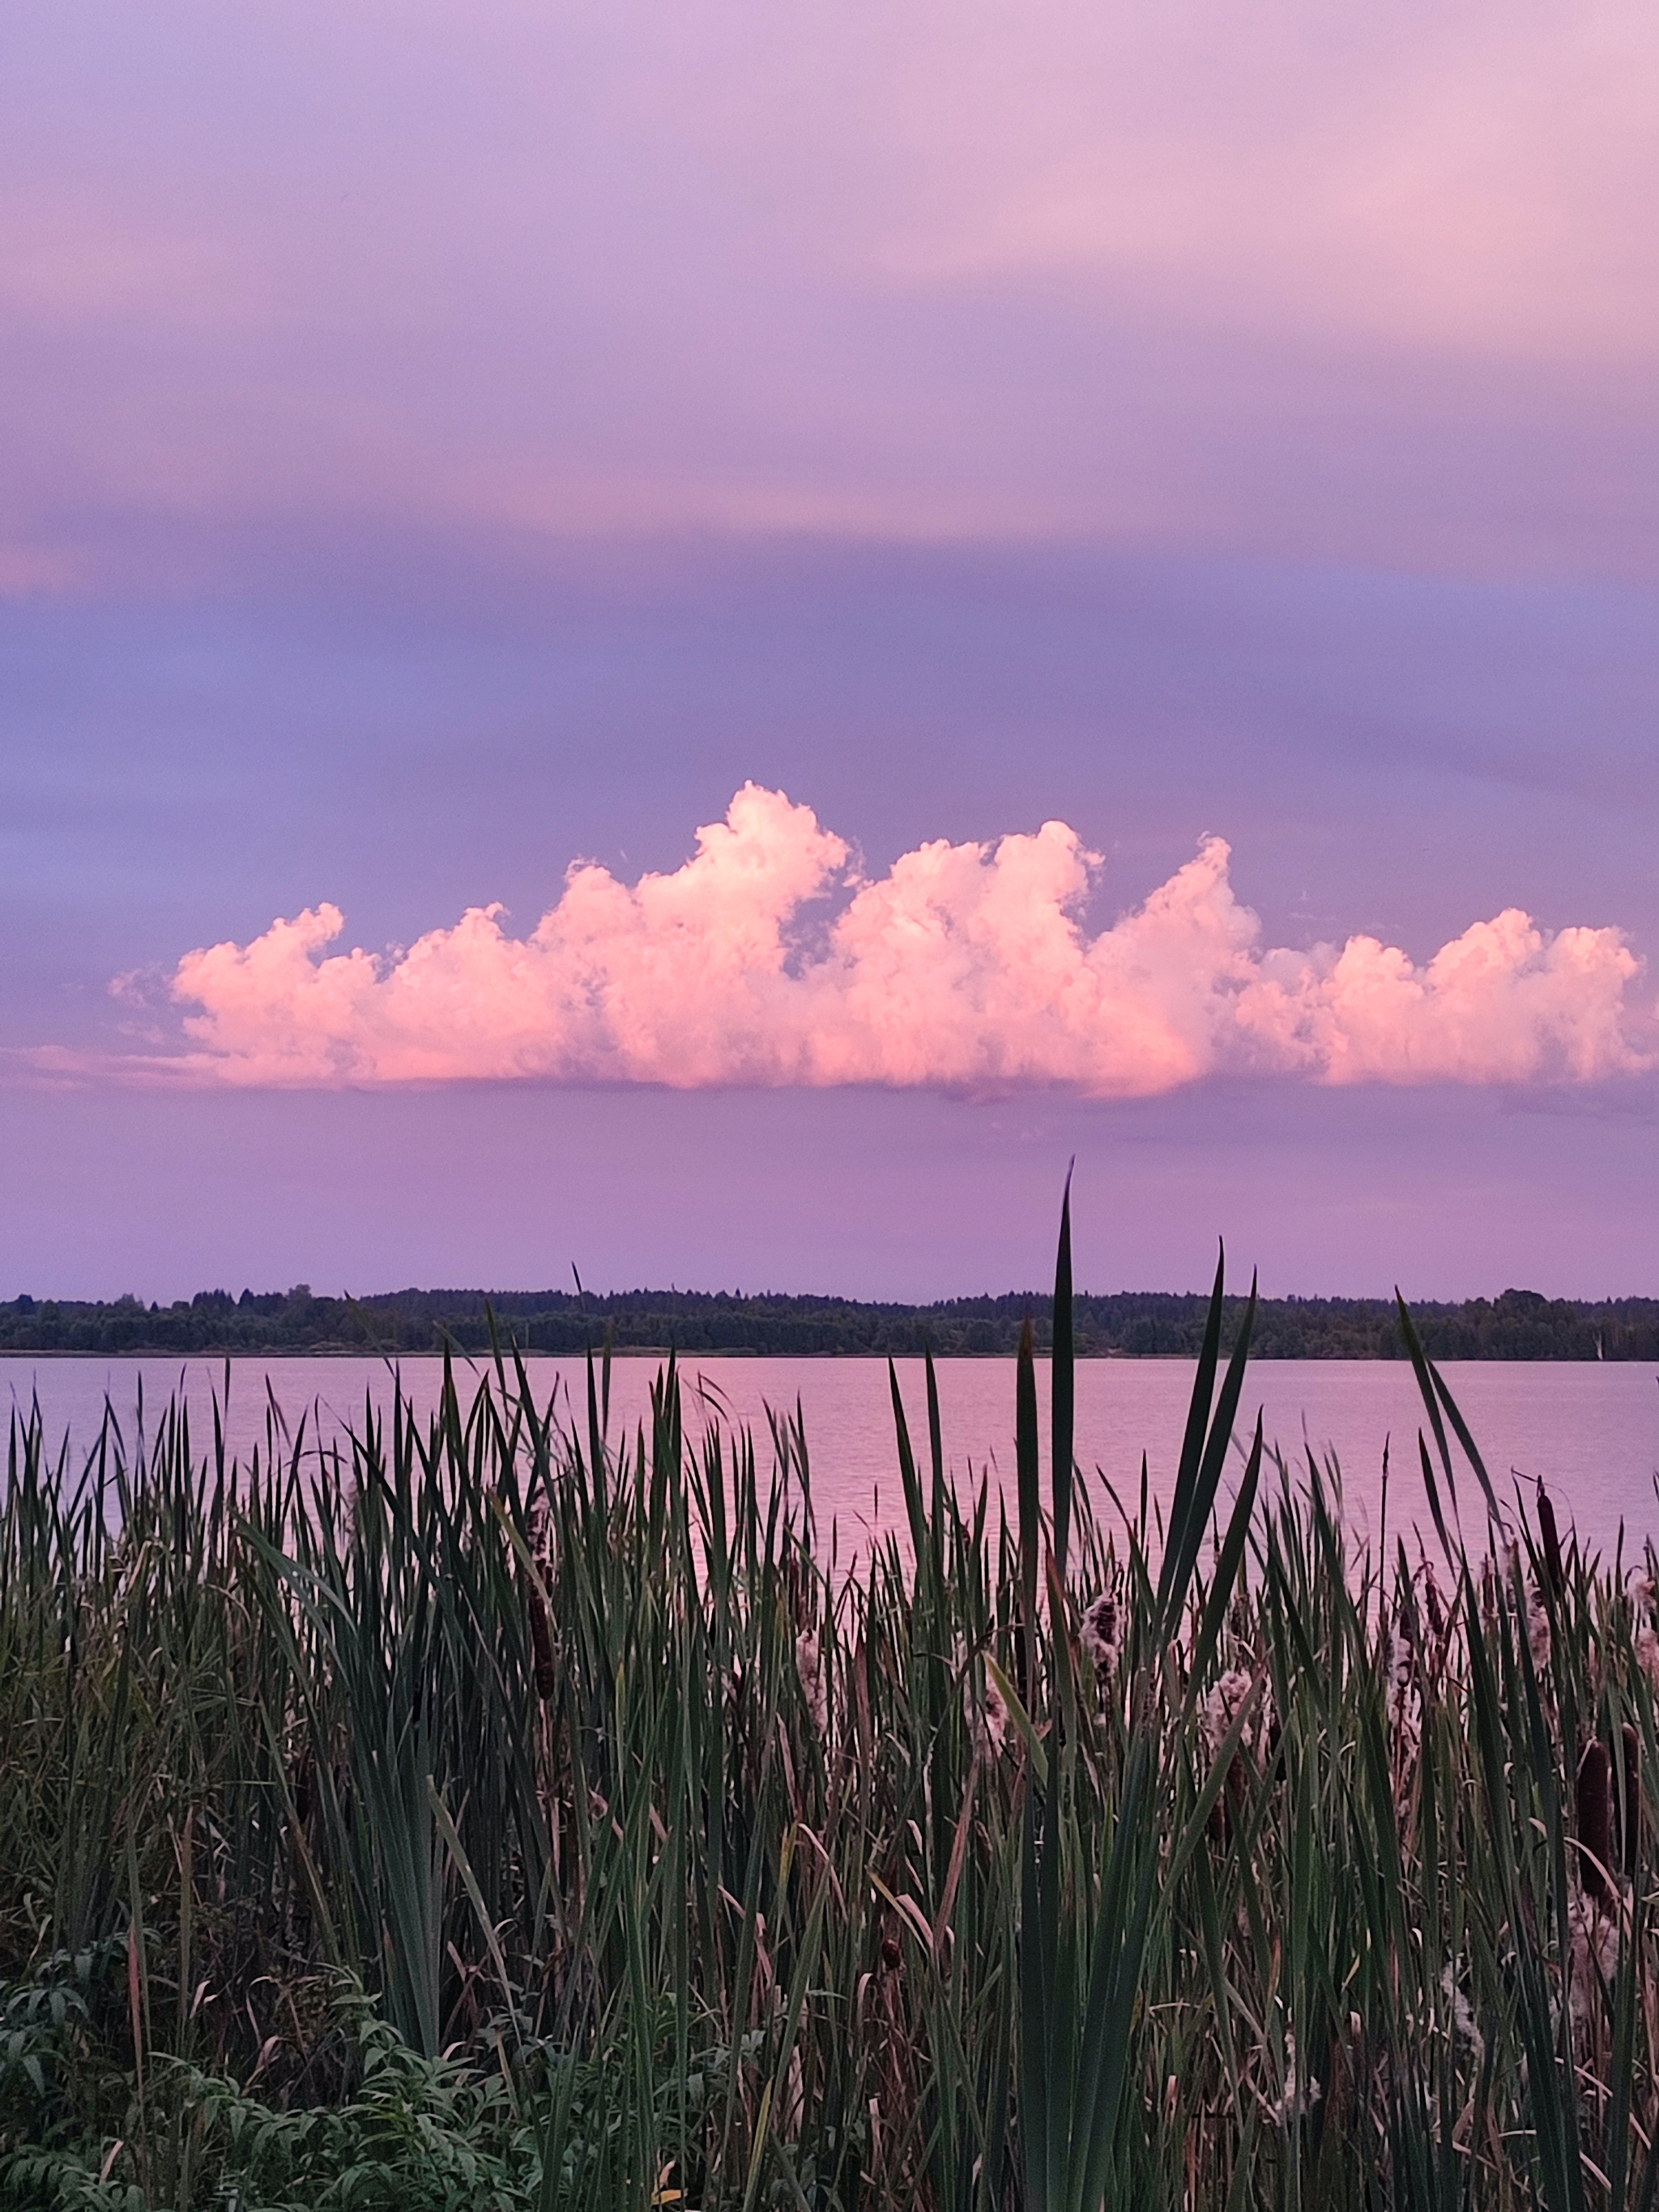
[1,1195,1657,2207]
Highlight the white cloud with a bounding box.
[157,784,1652,1095]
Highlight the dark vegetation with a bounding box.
[2,1281,1653,1360]
[3,1194,1659,2206]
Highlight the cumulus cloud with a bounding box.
[161,784,1650,1096]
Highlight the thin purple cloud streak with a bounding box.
[2,0,1657,583]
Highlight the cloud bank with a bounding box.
[164,785,1649,1097]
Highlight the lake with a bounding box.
[6,1354,1659,1562]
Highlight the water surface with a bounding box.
[6,1355,1658,1561]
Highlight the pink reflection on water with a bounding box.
[6,1354,1659,1561]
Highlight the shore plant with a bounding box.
[0,1200,1657,2208]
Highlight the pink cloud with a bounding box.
[162,784,1651,1096]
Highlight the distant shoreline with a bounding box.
[5,1285,1658,1362]
[2,1343,1655,1362]
[0,1346,1333,1361]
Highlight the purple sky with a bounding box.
[3,0,1657,1302]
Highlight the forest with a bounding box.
[2,1281,1653,1360]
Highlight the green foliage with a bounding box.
[0,1940,127,2146]
[3,1200,1659,2208]
[2,1280,1654,1359]
[0,1980,535,2210]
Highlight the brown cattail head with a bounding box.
[1622,1721,1642,1879]
[1537,1484,1564,1598]
[1421,1565,1445,1641]
[528,1588,557,1702]
[880,1934,903,1972]
[1578,1737,1614,1903]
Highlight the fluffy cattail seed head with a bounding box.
[795,1630,828,1739]
[1440,1966,1484,2062]
[1202,1669,1256,1760]
[1081,1593,1120,1678]
[954,1638,1008,1758]
[1268,2026,1322,2126]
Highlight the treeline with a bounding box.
[1,1281,1656,1360]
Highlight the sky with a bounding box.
[3,0,1658,1302]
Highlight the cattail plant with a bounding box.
[1,1209,1659,2210]
[1622,1720,1642,1877]
[1537,1479,1565,1597]
[1578,1737,1615,1904]
[527,1579,557,1702]
[1079,1591,1120,1681]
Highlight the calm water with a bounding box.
[6,1355,1659,1560]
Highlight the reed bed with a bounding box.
[2,1203,1659,2210]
